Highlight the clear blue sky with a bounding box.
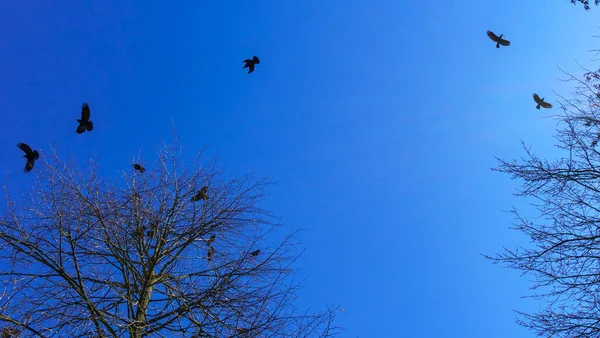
[0,1,598,337]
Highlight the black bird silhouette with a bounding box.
[486,30,510,48]
[17,143,39,173]
[133,164,145,173]
[250,249,260,257]
[242,56,260,74]
[533,93,553,109]
[76,103,94,134]
[206,234,216,246]
[207,246,215,261]
[2,327,18,338]
[191,186,209,202]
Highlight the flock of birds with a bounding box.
[15,56,262,174]
[486,30,554,109]
[14,56,263,263]
[10,32,559,265]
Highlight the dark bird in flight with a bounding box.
[250,249,260,257]
[206,234,216,246]
[533,93,553,109]
[133,164,145,173]
[486,30,510,48]
[76,103,94,134]
[191,186,209,202]
[242,56,260,74]
[17,143,39,173]
[207,246,215,261]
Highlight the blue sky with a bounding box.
[0,1,599,337]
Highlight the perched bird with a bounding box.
[2,327,18,338]
[207,246,215,261]
[191,186,209,202]
[592,132,600,147]
[242,56,260,74]
[17,143,39,173]
[133,226,146,238]
[76,102,94,134]
[206,234,216,246]
[146,228,156,239]
[133,164,145,173]
[533,93,553,109]
[250,249,260,257]
[486,30,510,48]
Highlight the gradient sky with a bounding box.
[0,1,599,337]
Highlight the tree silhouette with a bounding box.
[486,64,600,336]
[0,138,340,337]
[571,0,600,11]
[570,0,599,10]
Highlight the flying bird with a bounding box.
[207,246,215,261]
[206,234,216,246]
[76,102,94,134]
[486,30,510,48]
[242,56,260,74]
[133,164,145,173]
[17,143,39,173]
[250,249,260,257]
[533,93,553,109]
[191,186,209,202]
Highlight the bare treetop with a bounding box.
[0,140,339,337]
[570,0,600,10]
[487,64,600,337]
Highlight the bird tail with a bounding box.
[536,104,541,109]
[33,150,39,160]
[496,42,500,48]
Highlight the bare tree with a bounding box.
[570,0,600,10]
[0,137,340,337]
[486,64,600,336]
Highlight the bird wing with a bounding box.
[81,103,91,122]
[76,124,87,134]
[540,101,553,109]
[498,38,510,46]
[25,159,34,172]
[17,143,32,155]
[533,93,542,104]
[486,30,499,42]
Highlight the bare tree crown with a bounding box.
[0,140,339,337]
